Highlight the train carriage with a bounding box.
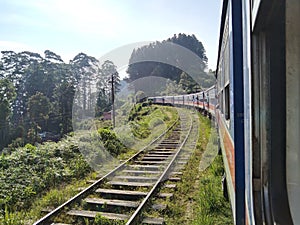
[205,86,217,117]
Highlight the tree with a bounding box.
[0,51,44,127]
[53,81,75,134]
[179,72,201,93]
[100,60,120,127]
[44,50,64,63]
[27,92,52,136]
[161,79,185,96]
[95,88,109,117]
[70,53,100,115]
[0,79,16,149]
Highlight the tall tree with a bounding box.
[99,60,120,126]
[27,92,52,134]
[53,81,75,134]
[70,53,100,115]
[179,72,201,93]
[0,51,44,126]
[0,79,16,149]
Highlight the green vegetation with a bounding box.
[98,128,127,156]
[94,214,126,225]
[128,102,174,140]
[165,113,232,225]
[194,155,232,224]
[0,142,91,224]
[0,141,91,211]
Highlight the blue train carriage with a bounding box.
[218,0,300,224]
[184,93,195,107]
[173,94,184,106]
[150,96,164,105]
[216,0,246,224]
[204,86,217,118]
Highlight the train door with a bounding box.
[251,0,298,224]
[286,0,300,224]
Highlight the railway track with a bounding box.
[34,108,199,225]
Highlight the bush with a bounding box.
[0,140,91,210]
[24,143,36,151]
[97,128,127,156]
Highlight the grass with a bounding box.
[165,112,233,225]
[193,155,233,225]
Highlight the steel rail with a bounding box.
[126,114,193,224]
[33,118,179,225]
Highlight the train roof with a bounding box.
[216,0,229,78]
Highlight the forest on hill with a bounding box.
[126,33,215,94]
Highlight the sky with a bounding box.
[0,0,222,72]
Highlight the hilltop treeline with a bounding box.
[0,50,120,150]
[126,33,215,93]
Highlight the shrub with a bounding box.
[0,139,91,211]
[24,143,36,151]
[97,128,127,156]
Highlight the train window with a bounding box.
[224,40,230,85]
[224,85,230,120]
[220,91,223,114]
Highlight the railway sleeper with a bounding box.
[95,188,147,200]
[108,180,154,188]
[121,169,161,175]
[134,160,169,165]
[128,164,163,171]
[67,209,165,225]
[144,154,173,158]
[141,156,171,161]
[113,175,158,182]
[146,151,174,155]
[84,197,167,212]
[85,197,140,208]
[51,223,71,225]
[67,209,129,221]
